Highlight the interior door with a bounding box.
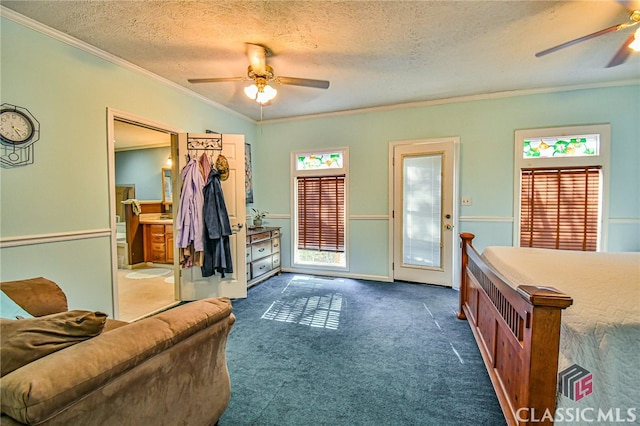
[175,133,247,300]
[392,139,457,286]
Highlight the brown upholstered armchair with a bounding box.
[1,277,235,426]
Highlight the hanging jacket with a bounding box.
[176,158,205,252]
[198,152,211,182]
[201,167,233,278]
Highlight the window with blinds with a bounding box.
[520,166,601,251]
[297,175,345,253]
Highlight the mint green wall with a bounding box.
[0,17,255,315]
[254,85,639,278]
[1,16,638,311]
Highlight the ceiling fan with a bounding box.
[188,43,330,104]
[535,9,640,67]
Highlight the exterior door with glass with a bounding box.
[174,133,247,300]
[391,139,457,286]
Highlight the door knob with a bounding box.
[444,224,454,230]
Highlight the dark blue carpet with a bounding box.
[219,273,505,426]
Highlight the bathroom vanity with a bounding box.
[139,214,173,264]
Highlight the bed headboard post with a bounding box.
[457,233,475,320]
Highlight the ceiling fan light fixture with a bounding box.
[244,77,277,104]
[244,84,259,99]
[629,28,640,52]
[257,84,277,104]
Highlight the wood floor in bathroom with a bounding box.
[117,267,178,322]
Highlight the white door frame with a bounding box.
[388,137,461,288]
[106,108,184,319]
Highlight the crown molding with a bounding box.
[263,79,640,124]
[0,6,253,124]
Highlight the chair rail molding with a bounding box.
[459,216,514,222]
[0,229,111,248]
[609,217,640,224]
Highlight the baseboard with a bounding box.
[281,267,393,282]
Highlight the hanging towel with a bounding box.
[201,167,233,278]
[122,199,141,215]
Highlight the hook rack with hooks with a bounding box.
[187,135,222,151]
[186,134,223,163]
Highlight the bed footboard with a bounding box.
[457,233,572,426]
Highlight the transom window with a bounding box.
[296,152,344,170]
[523,134,599,158]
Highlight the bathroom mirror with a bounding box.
[162,168,172,206]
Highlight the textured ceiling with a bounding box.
[3,1,640,122]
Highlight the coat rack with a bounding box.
[187,135,222,151]
[186,134,222,163]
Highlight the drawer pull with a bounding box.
[258,248,265,252]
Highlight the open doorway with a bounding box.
[107,108,182,321]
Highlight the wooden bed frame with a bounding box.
[457,233,573,426]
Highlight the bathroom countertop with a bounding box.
[138,213,172,225]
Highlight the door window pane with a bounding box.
[403,154,442,268]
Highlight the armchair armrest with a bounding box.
[0,277,68,317]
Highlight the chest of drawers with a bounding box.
[246,227,281,288]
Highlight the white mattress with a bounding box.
[481,247,640,422]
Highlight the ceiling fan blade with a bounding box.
[246,43,267,75]
[535,23,628,57]
[188,77,246,84]
[606,33,636,67]
[275,76,330,89]
[618,0,640,11]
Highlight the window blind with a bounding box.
[297,175,345,252]
[520,167,600,251]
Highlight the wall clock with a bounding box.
[0,103,41,168]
